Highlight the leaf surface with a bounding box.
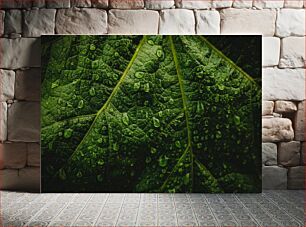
[41,35,261,192]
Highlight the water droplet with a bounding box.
[131,171,135,177]
[114,52,119,57]
[212,106,217,112]
[78,100,84,109]
[59,169,66,180]
[216,131,222,139]
[98,138,103,143]
[113,143,119,151]
[58,132,63,136]
[218,84,225,91]
[97,175,103,182]
[134,82,140,91]
[92,74,100,81]
[145,157,152,163]
[183,173,190,185]
[57,98,63,105]
[152,117,160,128]
[148,40,154,45]
[162,169,167,173]
[51,80,60,89]
[215,96,219,103]
[89,87,96,96]
[197,143,202,149]
[158,111,163,117]
[135,72,144,79]
[234,115,240,125]
[90,44,96,51]
[98,160,104,165]
[122,112,129,126]
[144,83,150,93]
[156,49,164,59]
[196,101,204,113]
[151,147,157,154]
[76,171,82,178]
[175,141,181,148]
[64,129,73,138]
[169,98,174,105]
[159,155,168,167]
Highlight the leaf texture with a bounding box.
[41,35,261,193]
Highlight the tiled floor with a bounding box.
[1,190,304,226]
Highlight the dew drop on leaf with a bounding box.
[113,143,119,151]
[98,138,103,143]
[175,141,181,148]
[145,157,151,163]
[158,111,163,117]
[151,147,157,154]
[169,98,174,105]
[134,82,140,91]
[78,100,84,109]
[122,112,129,126]
[144,83,150,93]
[148,40,154,45]
[98,160,104,165]
[64,128,73,138]
[159,155,168,167]
[135,72,144,79]
[97,175,103,182]
[58,132,63,136]
[197,143,202,149]
[156,49,164,59]
[152,117,160,128]
[216,130,222,139]
[76,171,82,178]
[89,87,96,96]
[51,79,60,89]
[234,115,240,125]
[89,44,96,51]
[59,169,66,180]
[183,173,190,185]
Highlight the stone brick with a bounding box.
[262,118,294,142]
[0,38,41,69]
[8,102,40,142]
[46,0,70,8]
[195,10,220,35]
[23,9,56,37]
[27,143,40,167]
[262,101,274,115]
[0,167,40,192]
[294,101,305,141]
[91,0,108,8]
[280,37,305,68]
[262,143,277,165]
[71,0,91,7]
[4,9,22,34]
[262,166,287,189]
[15,68,41,101]
[253,0,284,8]
[56,8,107,34]
[276,9,305,37]
[274,101,297,113]
[0,0,32,8]
[284,0,304,8]
[212,0,233,8]
[110,0,144,8]
[278,141,301,166]
[0,102,7,142]
[175,0,212,9]
[288,166,304,189]
[0,10,4,35]
[232,0,253,8]
[262,68,305,101]
[32,0,46,8]
[159,9,195,34]
[262,37,280,66]
[145,0,175,9]
[108,10,159,34]
[0,69,15,102]
[0,142,27,169]
[220,9,276,36]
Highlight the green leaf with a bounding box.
[41,35,261,192]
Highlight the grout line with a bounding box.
[201,194,220,226]
[70,194,93,226]
[114,193,126,226]
[187,194,200,226]
[93,193,110,226]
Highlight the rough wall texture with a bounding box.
[0,0,305,192]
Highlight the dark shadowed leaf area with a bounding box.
[41,35,261,193]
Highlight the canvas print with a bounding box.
[41,35,261,193]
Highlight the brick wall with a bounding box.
[0,0,305,192]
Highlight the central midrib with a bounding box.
[169,36,194,190]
